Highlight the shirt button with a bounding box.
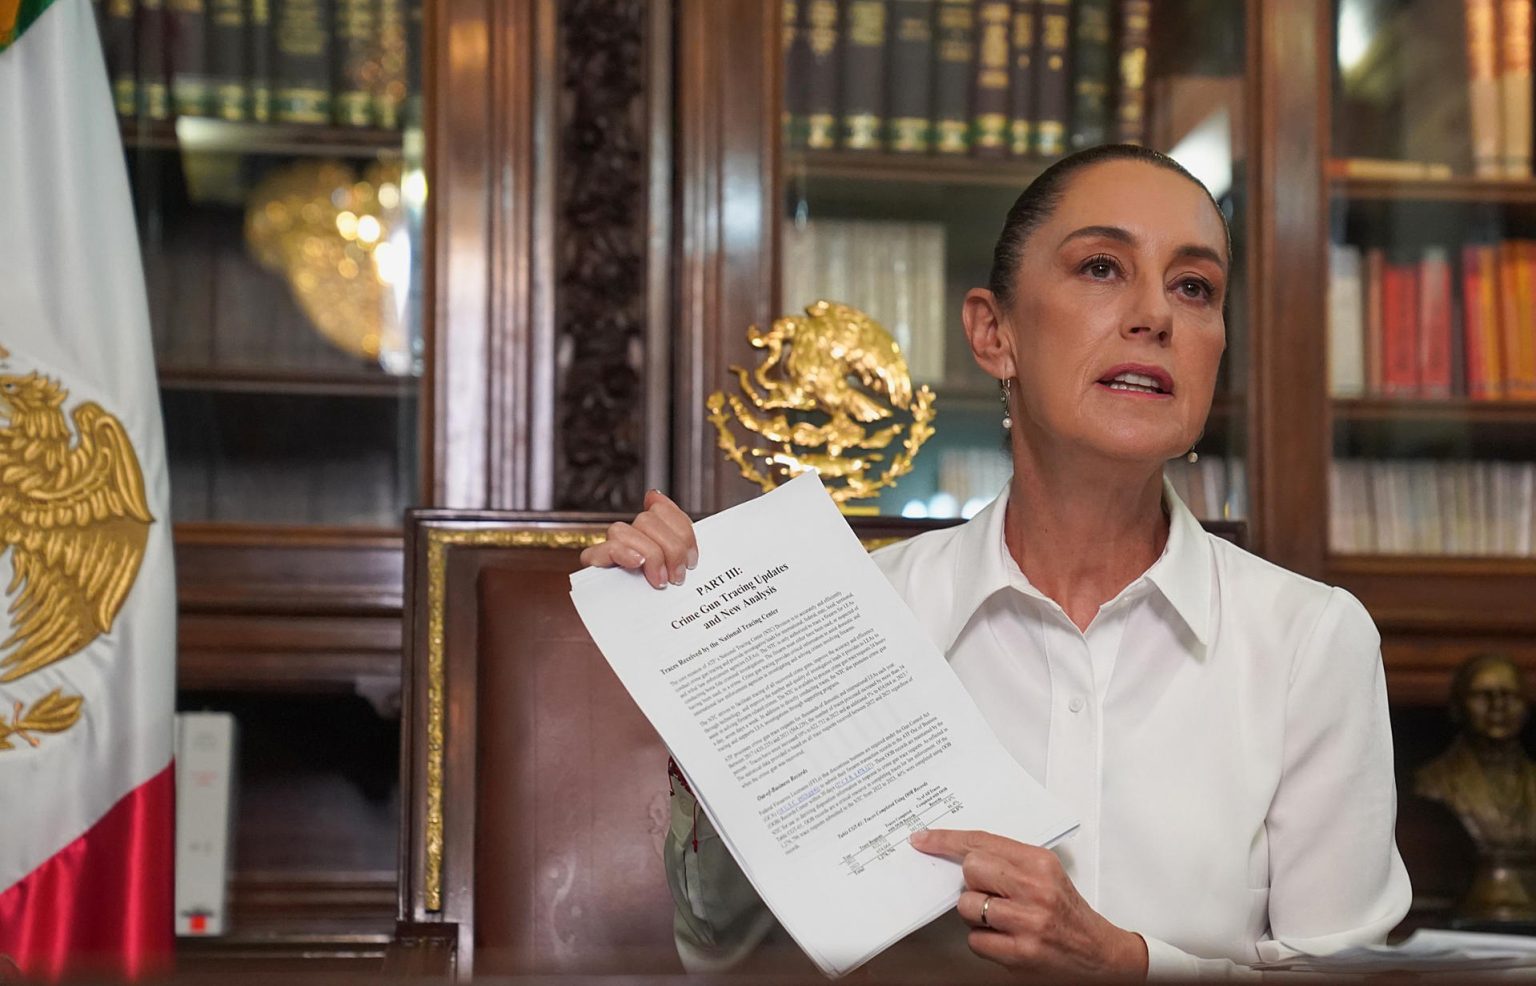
[1068,697,1085,714]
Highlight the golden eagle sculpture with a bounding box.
[706,300,935,509]
[0,372,152,683]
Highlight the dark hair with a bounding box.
[986,143,1233,308]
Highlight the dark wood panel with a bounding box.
[1332,561,1536,634]
[174,531,404,614]
[675,0,780,513]
[1335,173,1536,205]
[1250,0,1330,576]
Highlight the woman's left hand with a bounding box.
[910,828,1148,979]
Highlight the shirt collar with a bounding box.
[1143,477,1213,647]
[938,476,1212,652]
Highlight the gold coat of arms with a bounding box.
[0,369,153,750]
[707,301,936,507]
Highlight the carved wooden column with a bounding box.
[551,0,672,510]
[429,0,670,513]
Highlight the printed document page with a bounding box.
[570,473,1077,977]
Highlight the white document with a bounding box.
[570,472,1077,977]
[1255,929,1536,974]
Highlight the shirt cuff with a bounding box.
[1141,934,1259,980]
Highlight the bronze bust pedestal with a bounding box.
[1416,654,1536,931]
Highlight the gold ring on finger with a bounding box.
[980,893,994,928]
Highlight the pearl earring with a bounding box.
[1000,378,1013,430]
[1186,448,1199,464]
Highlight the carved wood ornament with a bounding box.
[554,0,652,510]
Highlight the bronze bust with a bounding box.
[1415,654,1536,927]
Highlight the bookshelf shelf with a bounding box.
[787,149,1051,189]
[1332,172,1536,206]
[122,118,405,159]
[1334,397,1536,426]
[158,366,420,398]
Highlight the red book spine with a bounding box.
[1365,247,1385,395]
[1381,261,1422,396]
[1463,245,1492,398]
[1499,241,1527,397]
[1419,250,1454,398]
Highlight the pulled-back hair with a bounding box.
[986,143,1233,308]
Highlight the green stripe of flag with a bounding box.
[0,0,61,53]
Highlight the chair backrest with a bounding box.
[396,509,1248,977]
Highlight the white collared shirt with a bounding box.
[872,481,1412,978]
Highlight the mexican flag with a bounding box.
[0,0,176,977]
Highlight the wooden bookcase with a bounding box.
[102,0,1536,964]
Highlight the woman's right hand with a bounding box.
[578,489,699,590]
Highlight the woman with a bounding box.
[580,144,1410,979]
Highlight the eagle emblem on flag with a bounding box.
[0,368,152,749]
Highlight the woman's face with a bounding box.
[1002,160,1229,465]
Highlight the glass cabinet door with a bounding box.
[1327,0,1536,557]
[776,0,1250,521]
[105,0,425,527]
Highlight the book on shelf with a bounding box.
[138,0,172,119]
[1114,0,1148,144]
[1033,0,1069,156]
[782,217,947,384]
[1380,257,1420,397]
[804,0,840,150]
[1327,243,1365,398]
[972,0,1012,157]
[335,0,376,127]
[1465,0,1501,178]
[249,0,273,120]
[1463,0,1533,178]
[887,0,935,153]
[1500,0,1533,177]
[1331,458,1536,557]
[1462,243,1504,398]
[207,0,247,121]
[272,0,333,124]
[1327,238,1536,400]
[104,0,138,116]
[174,712,238,937]
[1008,0,1037,156]
[784,0,809,148]
[841,0,888,151]
[1068,0,1112,150]
[1504,240,1536,398]
[933,0,975,154]
[1418,247,1454,399]
[169,0,209,117]
[374,0,409,128]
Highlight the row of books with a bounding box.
[93,0,417,128]
[784,0,1149,158]
[916,447,1248,524]
[782,218,948,384]
[1327,241,1536,400]
[1465,0,1534,179]
[1164,454,1247,523]
[1330,458,1536,556]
